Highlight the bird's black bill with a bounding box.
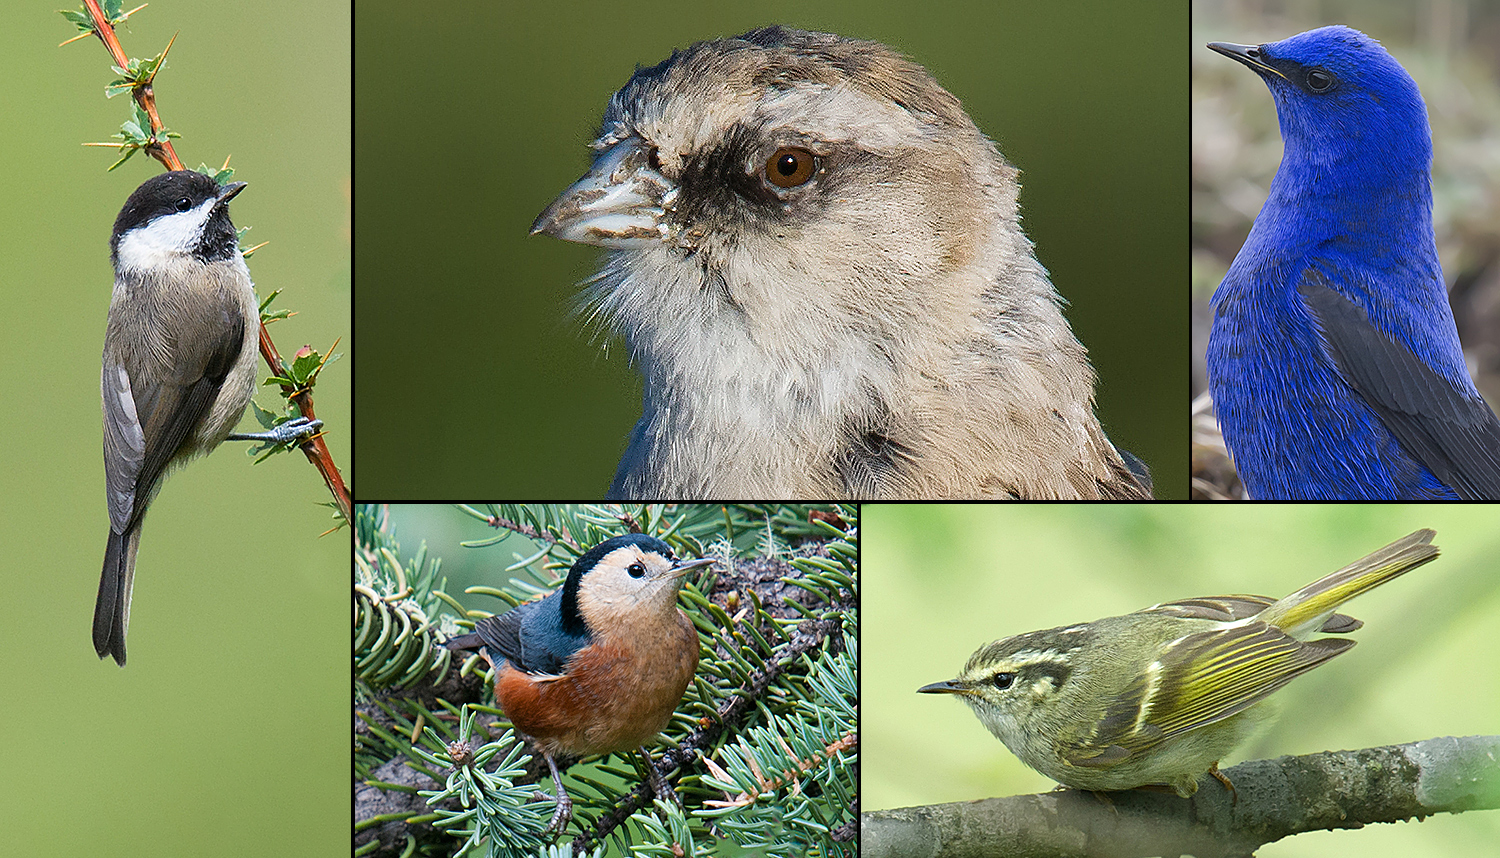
[216,181,247,205]
[1207,41,1289,81]
[917,679,966,694]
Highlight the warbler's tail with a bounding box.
[1259,529,1438,638]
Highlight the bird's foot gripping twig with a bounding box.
[639,746,681,809]
[1208,762,1238,805]
[228,416,323,445]
[541,752,574,835]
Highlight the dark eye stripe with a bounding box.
[1032,662,1073,689]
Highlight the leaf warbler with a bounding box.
[919,529,1439,797]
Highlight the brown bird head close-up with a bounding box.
[534,27,1152,501]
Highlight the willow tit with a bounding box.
[532,27,1151,500]
[94,171,320,666]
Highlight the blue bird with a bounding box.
[1206,25,1500,499]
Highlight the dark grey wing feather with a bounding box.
[1298,271,1500,499]
[518,592,590,673]
[471,605,527,669]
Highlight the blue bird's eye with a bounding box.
[628,562,646,578]
[1306,68,1336,93]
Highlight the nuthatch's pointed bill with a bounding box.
[668,556,715,578]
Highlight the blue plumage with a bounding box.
[1207,25,1500,499]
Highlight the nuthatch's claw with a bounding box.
[227,416,323,445]
[541,752,574,835]
[542,792,573,835]
[640,746,681,809]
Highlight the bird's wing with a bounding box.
[518,595,590,674]
[1146,595,1274,622]
[1145,595,1361,633]
[467,595,590,675]
[1065,623,1352,768]
[1298,271,1500,499]
[470,605,526,668]
[101,293,247,533]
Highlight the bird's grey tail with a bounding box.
[93,528,139,667]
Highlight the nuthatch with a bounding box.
[446,533,711,832]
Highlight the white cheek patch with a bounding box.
[114,196,218,271]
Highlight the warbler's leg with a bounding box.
[639,746,680,808]
[542,752,573,834]
[1208,763,1237,804]
[227,417,324,444]
[1079,789,1120,817]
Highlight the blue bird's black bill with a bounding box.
[1208,41,1290,82]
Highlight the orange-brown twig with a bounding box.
[77,0,351,524]
[259,326,351,523]
[83,0,181,170]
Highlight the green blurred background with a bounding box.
[0,3,349,855]
[355,0,1189,498]
[866,505,1500,857]
[1192,0,1500,423]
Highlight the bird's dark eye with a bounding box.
[764,147,816,189]
[1306,68,1336,93]
[628,562,646,579]
[992,673,1016,691]
[174,197,193,212]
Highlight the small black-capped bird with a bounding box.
[94,171,321,666]
[533,26,1151,500]
[446,533,712,833]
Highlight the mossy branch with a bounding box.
[862,735,1500,858]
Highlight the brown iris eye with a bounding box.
[765,147,816,188]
